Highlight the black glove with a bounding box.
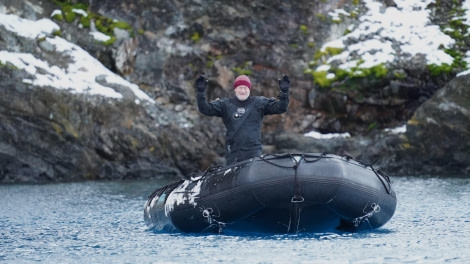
[278,75,290,93]
[195,75,208,93]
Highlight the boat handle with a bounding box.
[291,195,304,203]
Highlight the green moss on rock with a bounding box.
[51,0,134,46]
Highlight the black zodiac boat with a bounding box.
[144,153,397,234]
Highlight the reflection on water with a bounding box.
[1,177,469,263]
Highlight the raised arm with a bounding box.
[195,75,224,117]
[264,75,290,115]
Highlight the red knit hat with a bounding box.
[233,75,251,90]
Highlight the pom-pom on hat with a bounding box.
[233,75,251,90]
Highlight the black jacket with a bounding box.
[197,91,289,164]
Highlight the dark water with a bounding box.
[1,176,469,263]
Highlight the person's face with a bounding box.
[234,85,250,101]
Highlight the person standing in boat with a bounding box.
[195,74,290,165]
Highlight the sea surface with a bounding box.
[1,176,470,264]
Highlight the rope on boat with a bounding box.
[352,203,381,228]
[201,207,226,234]
[259,153,308,204]
[337,153,393,195]
[259,152,329,203]
[289,154,304,233]
[147,179,184,201]
[373,168,393,194]
[259,153,328,232]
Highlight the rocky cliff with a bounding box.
[1,0,469,183]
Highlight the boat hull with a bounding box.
[144,153,397,234]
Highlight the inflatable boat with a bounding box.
[144,153,397,234]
